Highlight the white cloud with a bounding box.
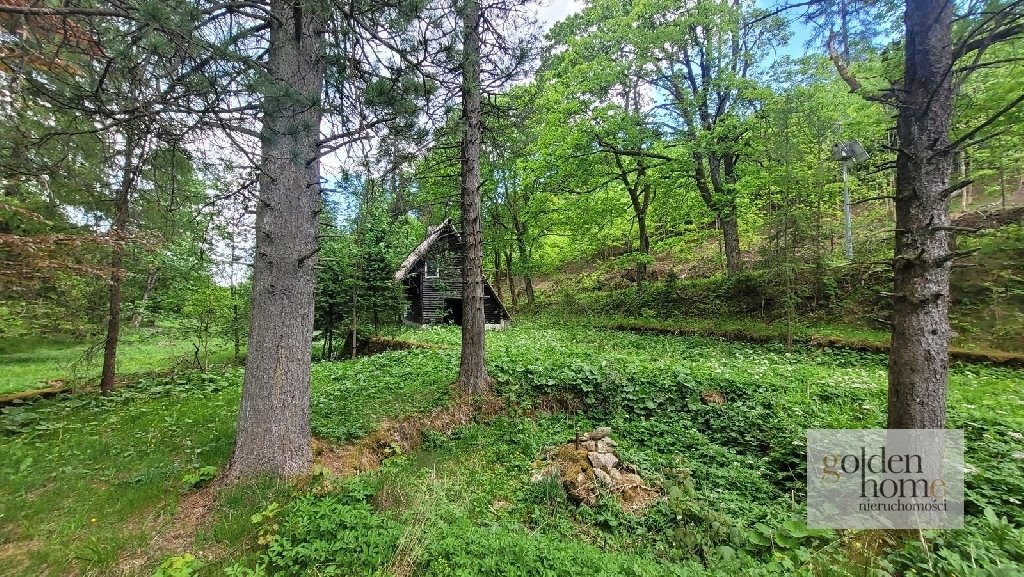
[535,0,585,30]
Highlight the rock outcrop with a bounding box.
[531,427,659,512]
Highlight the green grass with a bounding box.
[530,225,1024,355]
[0,372,246,575]
[0,328,235,396]
[310,348,458,442]
[0,347,459,576]
[523,312,1024,364]
[2,321,1022,576]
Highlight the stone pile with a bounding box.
[531,427,658,511]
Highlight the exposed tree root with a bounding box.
[315,390,503,478]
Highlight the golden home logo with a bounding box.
[807,429,964,529]
[822,447,948,509]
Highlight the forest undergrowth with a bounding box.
[1,322,1021,576]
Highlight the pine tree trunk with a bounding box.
[887,0,954,430]
[100,134,139,394]
[228,0,324,480]
[457,0,493,394]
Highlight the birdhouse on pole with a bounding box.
[833,140,869,262]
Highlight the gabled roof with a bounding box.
[394,218,457,281]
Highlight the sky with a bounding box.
[533,0,814,59]
[536,0,586,29]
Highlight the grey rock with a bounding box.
[618,473,643,488]
[594,468,614,487]
[588,427,612,440]
[588,451,619,472]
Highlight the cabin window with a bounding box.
[425,259,440,278]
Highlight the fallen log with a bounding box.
[0,384,69,407]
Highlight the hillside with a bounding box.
[530,211,1024,355]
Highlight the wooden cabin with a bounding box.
[394,219,510,328]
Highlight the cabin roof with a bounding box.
[394,218,457,281]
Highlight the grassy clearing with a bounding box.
[0,327,236,396]
[1,321,1022,575]
[0,372,245,575]
[532,224,1024,355]
[0,347,462,576]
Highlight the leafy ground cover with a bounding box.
[1,321,1022,575]
[535,313,1024,366]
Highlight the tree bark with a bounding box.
[457,0,493,394]
[100,133,140,394]
[959,151,971,210]
[505,250,517,307]
[1000,168,1006,209]
[231,284,241,362]
[693,151,742,275]
[514,235,535,304]
[614,158,653,289]
[131,267,158,328]
[721,212,741,276]
[887,0,954,430]
[493,250,503,301]
[228,0,324,480]
[351,276,358,359]
[720,154,742,275]
[636,209,649,288]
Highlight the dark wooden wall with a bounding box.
[405,231,508,326]
[420,233,465,324]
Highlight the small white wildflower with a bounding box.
[965,463,977,474]
[1012,452,1024,460]
[1009,497,1021,505]
[1008,431,1023,439]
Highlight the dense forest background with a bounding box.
[2,0,1021,359]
